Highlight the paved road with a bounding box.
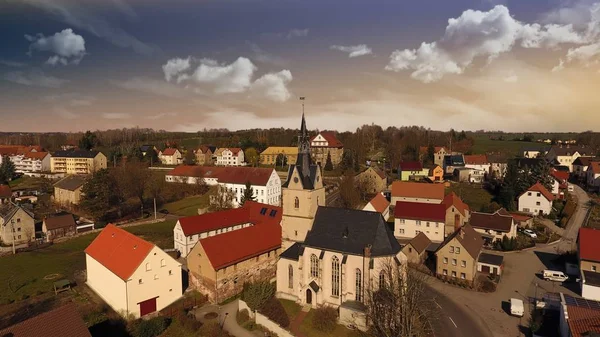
[426,285,492,337]
[558,183,590,251]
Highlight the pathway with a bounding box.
[194,300,254,337]
[289,306,310,337]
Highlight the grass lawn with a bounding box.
[446,182,494,213]
[299,310,361,337]
[279,299,301,321]
[162,190,214,217]
[8,176,46,190]
[0,220,176,304]
[471,135,533,156]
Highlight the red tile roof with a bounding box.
[590,162,600,174]
[161,148,179,156]
[228,148,242,156]
[521,182,555,201]
[0,184,11,198]
[374,168,386,180]
[442,192,469,217]
[44,214,76,231]
[24,151,49,160]
[464,154,489,165]
[469,212,514,232]
[199,222,281,270]
[0,304,91,337]
[579,228,600,262]
[552,169,569,182]
[399,161,423,171]
[167,165,274,186]
[85,224,154,281]
[367,193,390,214]
[508,212,532,223]
[310,131,343,148]
[394,201,446,222]
[391,181,445,200]
[178,201,282,237]
[566,302,600,336]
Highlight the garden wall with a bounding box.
[255,311,294,337]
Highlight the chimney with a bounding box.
[364,244,372,258]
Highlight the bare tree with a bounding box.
[339,171,361,209]
[364,260,436,337]
[209,185,235,211]
[114,159,151,216]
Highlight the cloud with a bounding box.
[0,60,25,67]
[44,93,95,106]
[503,74,518,82]
[53,106,79,119]
[162,57,191,82]
[26,28,86,65]
[330,44,373,58]
[189,57,256,93]
[113,77,189,98]
[385,5,590,82]
[247,42,288,66]
[102,112,131,119]
[19,0,159,56]
[250,70,293,102]
[286,29,309,39]
[146,112,178,120]
[4,70,68,88]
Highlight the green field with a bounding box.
[162,191,213,217]
[446,182,495,213]
[299,309,361,337]
[0,220,176,304]
[8,176,47,190]
[471,135,533,156]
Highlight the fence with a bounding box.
[160,294,208,318]
[255,311,295,337]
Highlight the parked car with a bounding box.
[523,229,538,239]
[510,298,524,317]
[543,270,569,282]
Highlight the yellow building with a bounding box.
[260,147,298,166]
[51,150,107,174]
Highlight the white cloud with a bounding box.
[286,29,309,39]
[330,44,373,58]
[146,112,178,120]
[113,77,189,98]
[247,42,288,66]
[0,59,25,67]
[26,28,86,65]
[102,112,131,119]
[503,74,519,82]
[53,106,79,119]
[385,5,591,82]
[566,41,600,64]
[20,0,159,56]
[162,57,191,82]
[4,70,68,88]
[44,93,95,106]
[552,58,566,72]
[188,57,256,93]
[250,70,293,102]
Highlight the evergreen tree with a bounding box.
[324,152,334,171]
[144,148,159,166]
[78,131,98,150]
[240,181,255,205]
[426,144,435,165]
[130,146,145,162]
[80,169,121,220]
[183,150,196,165]
[0,156,16,184]
[530,160,553,192]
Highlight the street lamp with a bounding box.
[220,312,229,330]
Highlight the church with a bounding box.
[276,114,406,330]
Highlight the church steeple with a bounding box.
[297,112,312,178]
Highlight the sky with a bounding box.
[2,0,600,133]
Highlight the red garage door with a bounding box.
[139,297,157,316]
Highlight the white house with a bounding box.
[522,145,550,159]
[546,146,587,172]
[469,210,517,244]
[587,162,600,191]
[16,152,51,174]
[85,224,182,318]
[464,155,491,173]
[276,208,406,331]
[158,148,182,165]
[518,183,554,215]
[165,166,281,207]
[215,148,244,166]
[394,201,445,242]
[390,181,445,205]
[173,201,281,257]
[362,193,390,220]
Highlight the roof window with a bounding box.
[260,207,267,215]
[269,210,277,217]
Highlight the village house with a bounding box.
[442,192,470,236]
[0,184,11,204]
[355,167,387,194]
[428,165,444,182]
[578,228,600,301]
[140,145,158,156]
[310,131,344,167]
[174,201,281,257]
[518,182,554,215]
[158,148,182,165]
[165,166,281,207]
[401,232,433,265]
[464,154,491,174]
[260,147,299,166]
[397,161,429,181]
[215,148,245,166]
[394,201,445,242]
[469,210,517,244]
[508,212,533,228]
[187,218,281,303]
[276,207,405,320]
[477,253,504,277]
[362,193,390,219]
[435,224,483,284]
[0,304,91,337]
[573,157,599,181]
[51,150,107,174]
[390,181,445,205]
[521,145,550,159]
[587,162,600,191]
[42,213,77,241]
[280,114,326,249]
[14,151,52,175]
[420,146,448,167]
[559,293,600,336]
[453,167,485,183]
[546,145,588,172]
[0,204,35,245]
[487,154,508,178]
[0,145,44,170]
[85,224,182,318]
[443,154,466,175]
[54,175,87,207]
[551,169,569,200]
[195,145,216,165]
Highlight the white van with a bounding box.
[510,298,524,317]
[543,270,569,282]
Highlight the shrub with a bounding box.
[241,281,275,311]
[198,321,233,337]
[260,298,290,328]
[237,309,250,325]
[311,306,338,333]
[175,309,201,332]
[130,317,170,337]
